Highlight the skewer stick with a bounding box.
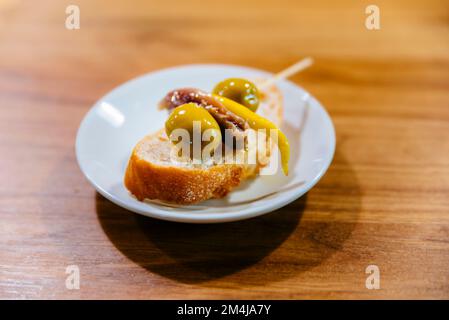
[258,57,314,90]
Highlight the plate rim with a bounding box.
[75,63,336,223]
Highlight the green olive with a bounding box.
[213,78,260,112]
[165,102,222,151]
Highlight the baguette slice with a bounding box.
[124,83,283,205]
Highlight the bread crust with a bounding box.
[124,144,257,204]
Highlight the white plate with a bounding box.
[76,64,335,223]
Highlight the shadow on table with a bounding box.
[96,193,305,282]
[96,150,360,285]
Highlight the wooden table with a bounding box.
[1,0,448,299]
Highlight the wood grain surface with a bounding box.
[0,0,448,299]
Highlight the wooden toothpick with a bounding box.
[259,57,314,90]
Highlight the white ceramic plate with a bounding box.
[76,64,335,223]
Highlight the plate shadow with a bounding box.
[96,193,305,284]
[96,150,360,286]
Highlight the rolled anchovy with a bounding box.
[159,88,249,133]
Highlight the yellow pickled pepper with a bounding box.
[212,94,290,175]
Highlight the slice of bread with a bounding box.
[124,83,283,204]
